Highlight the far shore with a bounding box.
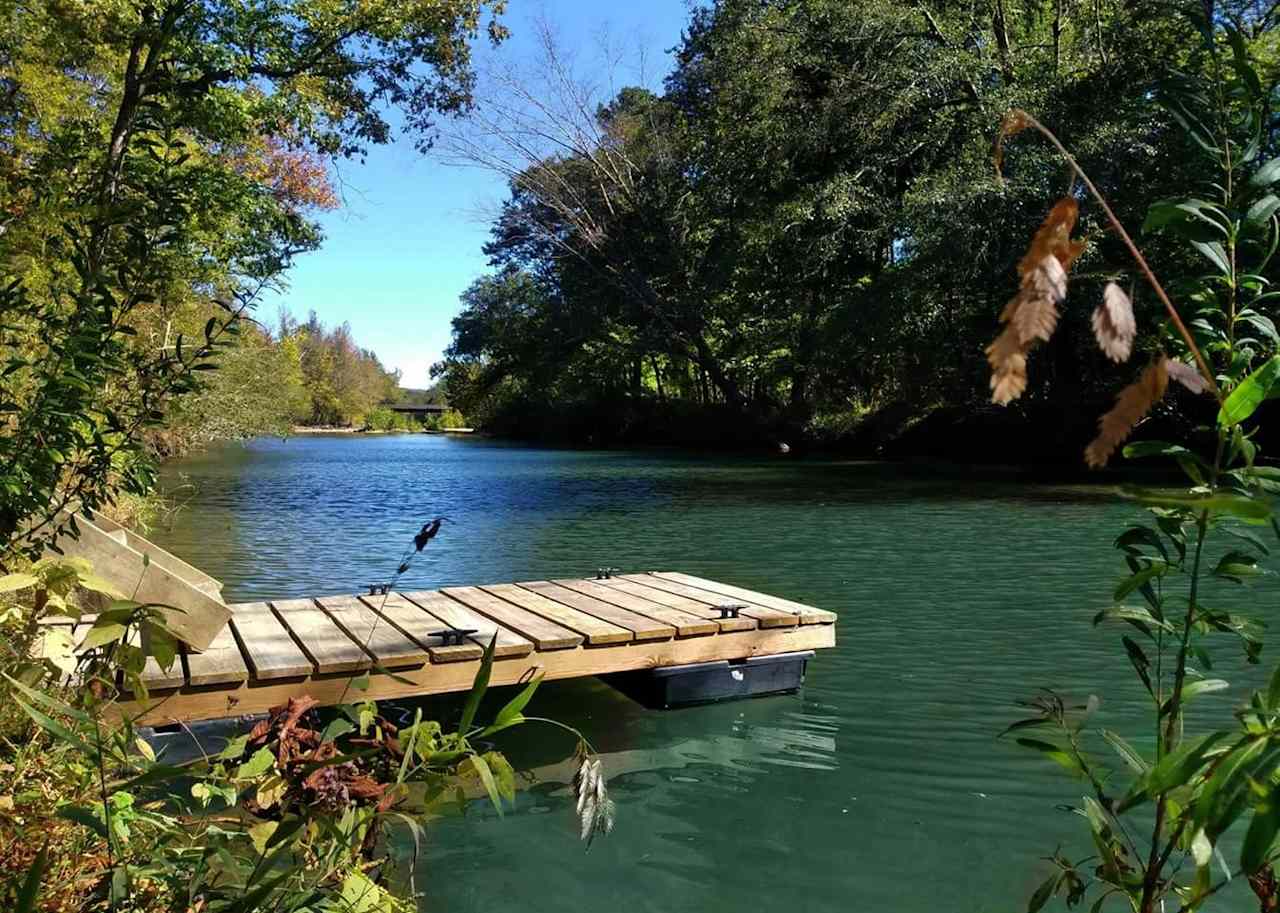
[289,425,475,435]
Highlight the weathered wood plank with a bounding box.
[479,583,632,645]
[442,586,582,651]
[358,593,483,664]
[601,576,757,632]
[315,595,428,669]
[271,598,370,674]
[48,514,231,650]
[121,623,836,725]
[184,622,249,687]
[555,578,718,637]
[400,591,534,658]
[90,514,223,597]
[517,581,675,641]
[624,574,798,628]
[651,572,836,624]
[229,602,313,679]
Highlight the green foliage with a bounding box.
[439,0,1241,448]
[363,407,419,433]
[1002,15,1280,913]
[0,0,506,559]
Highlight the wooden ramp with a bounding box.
[121,572,837,725]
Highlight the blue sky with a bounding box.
[263,0,695,389]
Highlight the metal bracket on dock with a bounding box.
[437,628,478,646]
[596,567,618,579]
[366,583,391,596]
[717,603,746,619]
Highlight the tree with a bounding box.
[0,0,506,557]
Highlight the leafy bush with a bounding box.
[363,408,419,432]
[993,16,1280,913]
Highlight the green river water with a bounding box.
[152,433,1279,912]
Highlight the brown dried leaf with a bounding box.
[1092,282,1136,362]
[1012,256,1067,345]
[1166,359,1210,395]
[1018,198,1085,277]
[1085,358,1170,468]
[987,324,1028,405]
[994,110,1034,178]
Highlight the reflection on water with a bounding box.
[154,434,1276,912]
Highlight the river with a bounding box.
[153,433,1276,912]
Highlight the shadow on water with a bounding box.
[153,434,1274,912]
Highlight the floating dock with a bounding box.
[117,572,837,725]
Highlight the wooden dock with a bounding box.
[119,572,837,725]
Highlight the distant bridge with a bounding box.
[387,403,449,419]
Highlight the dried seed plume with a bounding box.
[572,743,615,848]
[986,199,1086,405]
[1166,358,1210,395]
[1092,283,1136,363]
[1084,357,1169,468]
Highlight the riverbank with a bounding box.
[289,425,476,435]
[457,391,1236,468]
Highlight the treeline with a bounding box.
[156,310,407,453]
[435,0,1280,458]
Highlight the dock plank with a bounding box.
[555,578,718,637]
[400,590,534,658]
[626,574,798,628]
[124,623,837,726]
[316,595,428,669]
[480,583,632,645]
[184,622,249,687]
[598,576,757,633]
[443,586,582,651]
[518,581,675,641]
[358,593,483,663]
[230,603,314,679]
[270,598,370,674]
[651,572,836,624]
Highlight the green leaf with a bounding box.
[1114,564,1168,602]
[1118,732,1224,812]
[1267,663,1280,712]
[1015,738,1085,778]
[1251,157,1280,190]
[1028,872,1058,913]
[1191,240,1232,276]
[1123,636,1154,697]
[218,734,249,760]
[1124,488,1272,522]
[459,633,497,735]
[468,752,504,817]
[235,747,275,780]
[1220,356,1280,426]
[1180,679,1231,703]
[16,845,47,913]
[1093,605,1173,637]
[79,622,126,650]
[482,672,543,737]
[248,820,278,855]
[1243,785,1280,873]
[0,573,38,593]
[1101,729,1149,774]
[321,718,355,742]
[1247,194,1280,226]
[56,804,108,839]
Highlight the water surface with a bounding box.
[155,434,1275,912]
